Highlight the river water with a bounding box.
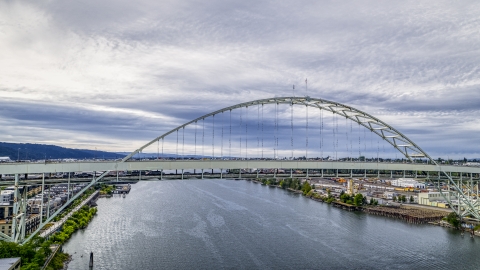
[63,180,480,269]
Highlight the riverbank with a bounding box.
[0,186,100,269]
[249,178,470,232]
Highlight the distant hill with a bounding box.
[0,142,125,160]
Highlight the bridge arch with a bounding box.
[123,96,435,164]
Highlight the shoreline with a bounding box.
[249,178,474,234]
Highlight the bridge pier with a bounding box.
[256,169,259,179]
[221,169,223,179]
[181,169,184,180]
[160,169,163,180]
[306,169,309,179]
[291,169,293,178]
[67,173,71,201]
[321,169,323,178]
[427,171,429,178]
[336,169,338,178]
[350,170,352,178]
[364,169,367,178]
[40,173,45,223]
[202,169,204,179]
[390,170,393,178]
[403,170,406,178]
[377,170,380,178]
[239,169,241,179]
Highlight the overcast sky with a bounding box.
[1,0,480,158]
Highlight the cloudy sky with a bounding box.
[1,0,480,158]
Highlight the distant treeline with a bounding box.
[0,142,125,160]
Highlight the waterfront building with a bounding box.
[418,192,456,208]
[390,178,425,189]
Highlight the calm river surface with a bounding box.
[64,180,480,269]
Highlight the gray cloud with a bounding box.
[1,0,480,158]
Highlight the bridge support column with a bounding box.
[221,169,223,179]
[460,173,463,181]
[403,170,406,178]
[40,173,44,223]
[336,169,338,178]
[415,171,417,178]
[46,186,50,219]
[116,170,119,182]
[182,169,184,180]
[390,170,393,178]
[350,170,352,178]
[274,169,277,179]
[377,170,380,178]
[139,170,142,181]
[290,169,293,178]
[427,171,429,178]
[306,169,309,179]
[239,169,241,179]
[160,169,163,180]
[202,169,204,179]
[256,169,259,179]
[364,170,366,178]
[321,169,323,178]
[471,173,473,181]
[67,173,71,201]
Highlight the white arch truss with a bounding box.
[123,96,433,163]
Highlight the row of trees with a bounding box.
[0,188,98,270]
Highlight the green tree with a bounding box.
[445,212,460,229]
[302,182,312,195]
[409,196,414,203]
[353,194,364,206]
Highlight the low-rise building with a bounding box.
[390,178,425,189]
[418,191,456,208]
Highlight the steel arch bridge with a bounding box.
[124,96,431,162]
[3,96,480,244]
[119,96,478,220]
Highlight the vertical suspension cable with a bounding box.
[336,112,339,160]
[245,106,248,159]
[162,138,164,158]
[212,115,215,159]
[350,119,353,161]
[345,116,348,161]
[358,122,361,159]
[275,102,278,159]
[290,101,293,160]
[306,104,308,160]
[182,127,185,160]
[176,130,179,158]
[157,140,159,160]
[240,108,242,159]
[321,107,324,159]
[332,111,335,160]
[261,104,264,159]
[229,110,232,158]
[194,121,197,157]
[202,118,205,158]
[257,104,260,158]
[221,112,224,158]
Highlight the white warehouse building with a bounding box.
[390,178,425,189]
